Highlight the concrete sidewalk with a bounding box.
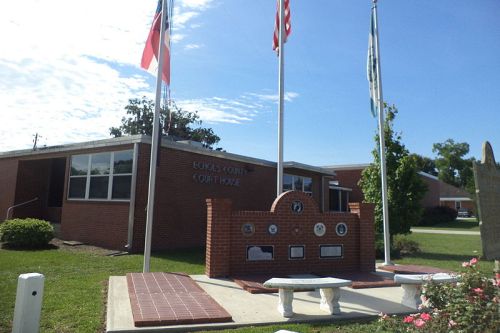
[107,274,413,333]
[411,228,480,235]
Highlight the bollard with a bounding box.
[12,273,45,333]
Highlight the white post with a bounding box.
[277,0,285,196]
[143,0,169,273]
[373,0,392,265]
[12,273,45,333]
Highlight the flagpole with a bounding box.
[373,0,392,265]
[143,0,168,273]
[277,0,285,196]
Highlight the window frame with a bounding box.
[67,150,133,202]
[284,173,313,196]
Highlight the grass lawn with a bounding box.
[395,233,493,274]
[412,217,480,231]
[0,232,494,332]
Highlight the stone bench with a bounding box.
[263,277,352,317]
[394,273,459,309]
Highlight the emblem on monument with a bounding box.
[314,223,326,237]
[335,222,348,237]
[268,224,279,235]
[291,200,304,214]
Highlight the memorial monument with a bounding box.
[472,141,500,278]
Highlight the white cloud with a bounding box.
[247,92,300,103]
[0,0,215,152]
[185,44,203,50]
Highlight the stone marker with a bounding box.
[473,142,500,260]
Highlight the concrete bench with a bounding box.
[263,277,352,317]
[394,273,459,309]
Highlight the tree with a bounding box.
[432,139,474,189]
[359,104,427,236]
[110,97,221,149]
[410,153,437,176]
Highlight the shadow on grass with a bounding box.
[406,252,477,262]
[152,247,205,265]
[0,243,59,251]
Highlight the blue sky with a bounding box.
[1,0,499,166]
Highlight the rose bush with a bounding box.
[377,258,499,333]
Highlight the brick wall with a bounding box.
[0,158,18,221]
[206,191,375,278]
[131,144,278,251]
[333,169,365,203]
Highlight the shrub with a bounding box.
[393,235,420,256]
[418,206,457,226]
[378,258,500,333]
[0,218,54,248]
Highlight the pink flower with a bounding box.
[448,319,457,327]
[403,316,414,323]
[462,261,470,267]
[473,287,483,294]
[469,258,478,265]
[420,313,432,321]
[379,313,389,321]
[414,318,426,328]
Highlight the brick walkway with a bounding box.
[127,272,232,327]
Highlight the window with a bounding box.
[68,150,133,200]
[455,201,461,210]
[329,188,350,212]
[283,174,312,195]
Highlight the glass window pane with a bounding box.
[283,174,293,191]
[303,177,312,192]
[90,153,111,175]
[114,150,133,174]
[330,189,340,211]
[69,177,86,198]
[294,176,303,191]
[89,176,109,199]
[112,175,131,199]
[340,190,348,212]
[70,155,89,176]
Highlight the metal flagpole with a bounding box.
[373,0,392,265]
[143,0,169,273]
[277,0,285,196]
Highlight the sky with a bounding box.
[1,0,499,166]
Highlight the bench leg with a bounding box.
[320,288,341,315]
[277,288,294,317]
[400,284,422,309]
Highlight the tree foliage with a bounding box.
[432,139,475,190]
[410,153,437,176]
[359,104,427,236]
[110,97,221,149]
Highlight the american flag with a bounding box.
[273,0,291,53]
[141,0,170,85]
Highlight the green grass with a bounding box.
[395,233,493,274]
[0,233,495,332]
[0,247,205,333]
[412,217,480,231]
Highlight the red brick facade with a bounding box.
[205,191,375,278]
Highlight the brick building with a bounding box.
[324,164,475,215]
[0,135,342,251]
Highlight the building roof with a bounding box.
[322,163,370,171]
[0,135,335,176]
[439,181,472,200]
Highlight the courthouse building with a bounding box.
[0,135,345,251]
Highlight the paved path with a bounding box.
[411,228,480,236]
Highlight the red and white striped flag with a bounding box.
[273,0,291,53]
[141,0,170,85]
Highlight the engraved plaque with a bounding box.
[473,142,500,260]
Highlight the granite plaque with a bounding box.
[320,245,343,259]
[473,142,500,260]
[289,245,305,259]
[246,245,274,261]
